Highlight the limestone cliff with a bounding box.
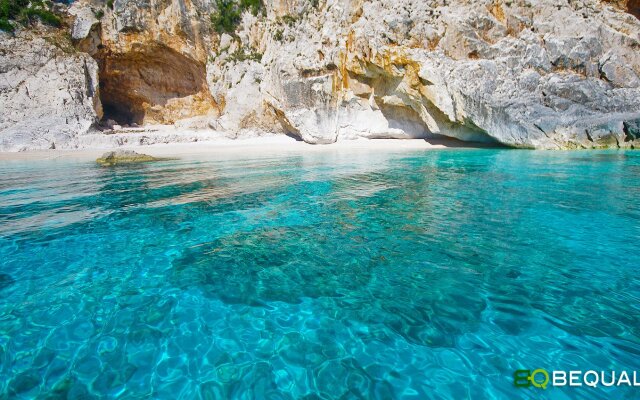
[2,0,640,150]
[0,30,100,151]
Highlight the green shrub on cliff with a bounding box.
[0,0,62,32]
[210,0,240,34]
[227,47,262,63]
[0,18,12,31]
[22,7,61,26]
[239,0,261,16]
[210,0,262,34]
[0,0,26,31]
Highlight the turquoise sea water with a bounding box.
[0,148,639,399]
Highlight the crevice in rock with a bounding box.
[585,128,594,142]
[623,119,640,141]
[271,105,303,140]
[628,0,640,19]
[95,43,215,126]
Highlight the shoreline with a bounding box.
[0,136,488,162]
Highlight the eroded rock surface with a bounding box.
[245,0,640,148]
[0,31,101,151]
[2,0,640,150]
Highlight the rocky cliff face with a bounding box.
[2,0,640,150]
[0,31,101,151]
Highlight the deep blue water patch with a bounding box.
[0,149,639,399]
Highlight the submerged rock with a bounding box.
[96,150,167,166]
[0,274,15,290]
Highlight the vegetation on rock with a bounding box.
[273,28,283,42]
[0,0,62,32]
[227,46,262,63]
[280,14,298,26]
[210,0,262,34]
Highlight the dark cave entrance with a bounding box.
[100,99,144,126]
[97,55,152,126]
[629,0,640,19]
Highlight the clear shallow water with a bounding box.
[0,149,639,399]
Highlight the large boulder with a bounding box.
[96,149,169,166]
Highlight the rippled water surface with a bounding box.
[0,149,639,399]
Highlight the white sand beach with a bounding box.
[0,135,483,162]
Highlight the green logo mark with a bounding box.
[514,369,550,389]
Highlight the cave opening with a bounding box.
[101,98,144,126]
[96,44,214,126]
